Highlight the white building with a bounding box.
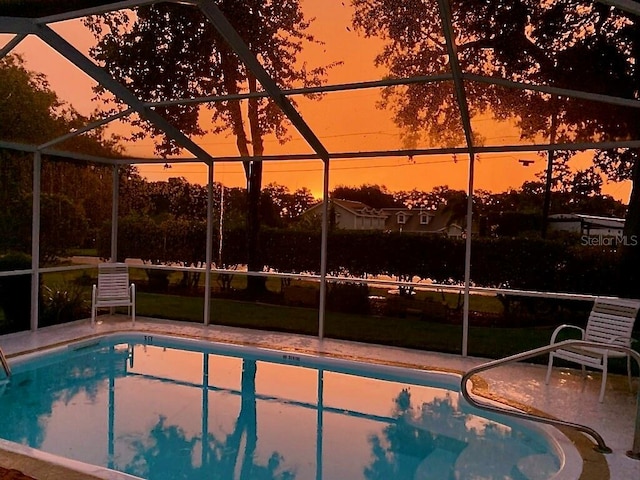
[547,213,625,238]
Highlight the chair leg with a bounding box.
[545,354,554,385]
[130,284,136,326]
[91,285,97,327]
[599,357,608,403]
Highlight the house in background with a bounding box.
[547,213,625,238]
[301,199,468,237]
[380,206,465,236]
[302,199,387,230]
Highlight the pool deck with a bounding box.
[1,315,639,480]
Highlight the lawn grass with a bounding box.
[136,291,640,374]
[8,268,635,375]
[135,292,554,361]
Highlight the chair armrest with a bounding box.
[550,324,585,344]
[606,335,634,347]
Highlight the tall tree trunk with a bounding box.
[619,153,640,299]
[220,50,267,296]
[246,72,266,296]
[220,359,257,475]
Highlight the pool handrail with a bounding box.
[460,339,640,460]
[0,347,10,378]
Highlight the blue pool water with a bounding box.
[0,334,571,480]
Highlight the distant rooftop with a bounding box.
[548,213,625,229]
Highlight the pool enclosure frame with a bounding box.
[2,1,640,356]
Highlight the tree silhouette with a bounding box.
[122,359,295,480]
[85,1,336,295]
[364,388,555,480]
[0,54,122,258]
[0,345,128,450]
[352,0,640,295]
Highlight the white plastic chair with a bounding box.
[545,297,640,402]
[91,262,136,327]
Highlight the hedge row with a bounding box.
[98,219,621,296]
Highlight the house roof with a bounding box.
[378,206,464,234]
[327,199,387,218]
[548,213,625,229]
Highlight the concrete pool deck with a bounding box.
[0,315,638,480]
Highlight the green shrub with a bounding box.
[40,282,89,327]
[145,269,170,293]
[74,271,95,286]
[102,220,625,297]
[283,285,319,308]
[327,282,370,315]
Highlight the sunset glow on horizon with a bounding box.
[0,0,632,203]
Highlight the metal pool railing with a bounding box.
[460,340,640,460]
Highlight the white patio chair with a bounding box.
[91,262,136,327]
[545,296,640,402]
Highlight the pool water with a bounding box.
[0,334,569,480]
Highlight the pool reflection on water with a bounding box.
[0,335,564,480]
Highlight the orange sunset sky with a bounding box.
[0,0,633,203]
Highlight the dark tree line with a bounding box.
[0,54,123,262]
[84,0,338,294]
[351,0,640,296]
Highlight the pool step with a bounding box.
[516,453,560,480]
[414,448,457,480]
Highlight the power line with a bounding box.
[139,156,466,176]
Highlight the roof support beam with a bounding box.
[0,17,38,34]
[38,108,133,150]
[464,73,640,110]
[197,0,329,161]
[437,0,474,151]
[0,33,26,59]
[7,137,640,166]
[197,0,332,338]
[437,0,475,358]
[33,22,214,163]
[147,73,455,108]
[33,0,159,24]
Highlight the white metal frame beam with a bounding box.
[463,73,640,111]
[7,137,640,166]
[0,33,26,59]
[197,1,329,160]
[438,0,476,357]
[32,0,159,24]
[197,0,332,337]
[0,17,39,34]
[38,109,133,150]
[33,22,214,164]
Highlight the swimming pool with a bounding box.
[0,333,580,480]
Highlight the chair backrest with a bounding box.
[585,297,640,346]
[97,262,130,299]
